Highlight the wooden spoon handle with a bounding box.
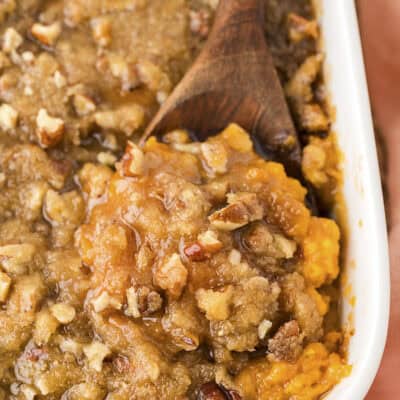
[203,0,265,58]
[214,0,264,28]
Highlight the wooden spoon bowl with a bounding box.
[141,0,302,179]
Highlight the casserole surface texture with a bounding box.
[0,1,352,399]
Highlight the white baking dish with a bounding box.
[319,1,390,399]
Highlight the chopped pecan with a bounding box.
[83,341,111,372]
[184,242,208,261]
[91,291,122,313]
[2,27,22,53]
[154,253,188,298]
[91,17,112,47]
[197,230,223,253]
[106,53,140,91]
[268,320,304,362]
[119,141,144,177]
[50,303,76,324]
[242,222,297,259]
[72,93,96,116]
[197,382,242,400]
[299,103,330,132]
[113,355,130,373]
[0,103,18,130]
[258,319,273,340]
[125,286,162,318]
[94,104,144,136]
[136,60,171,93]
[189,10,211,38]
[209,203,249,231]
[209,192,263,231]
[26,347,47,362]
[163,129,190,144]
[196,286,233,321]
[33,309,60,346]
[0,243,36,274]
[36,108,64,148]
[31,22,62,46]
[53,70,67,88]
[201,142,228,174]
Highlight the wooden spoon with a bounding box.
[141,0,302,179]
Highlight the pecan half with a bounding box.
[197,382,242,400]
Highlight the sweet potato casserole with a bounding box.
[0,1,350,399]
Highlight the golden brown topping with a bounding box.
[0,103,18,131]
[31,22,62,46]
[242,222,297,259]
[0,243,36,274]
[119,141,144,177]
[44,189,84,226]
[78,163,113,199]
[299,103,330,132]
[285,54,323,103]
[36,108,65,148]
[106,53,140,91]
[196,286,233,321]
[62,383,105,400]
[288,13,318,43]
[94,104,145,136]
[154,253,188,298]
[136,60,171,93]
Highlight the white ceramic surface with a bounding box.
[319,1,390,399]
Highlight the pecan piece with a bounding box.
[209,192,263,231]
[36,108,64,148]
[197,382,242,400]
[184,242,208,261]
[268,320,304,362]
[31,22,61,46]
[119,141,144,177]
